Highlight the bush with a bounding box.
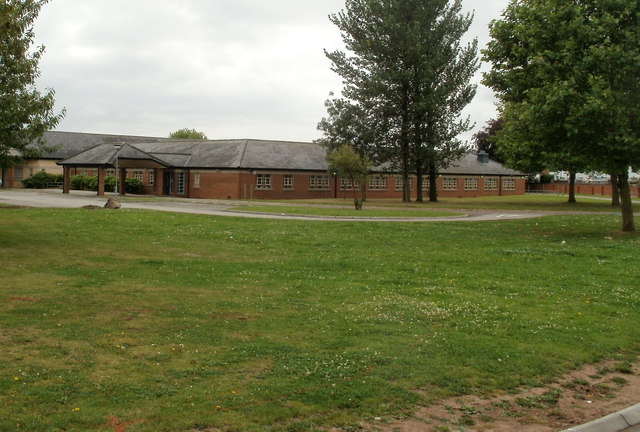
[540,174,555,184]
[125,178,144,194]
[70,175,92,190]
[22,171,63,189]
[67,174,145,194]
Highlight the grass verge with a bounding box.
[229,205,461,218]
[1,207,639,431]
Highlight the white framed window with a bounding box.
[421,178,430,191]
[310,175,329,190]
[464,178,478,190]
[194,173,201,188]
[484,177,497,190]
[503,178,516,191]
[134,170,144,181]
[149,171,155,186]
[283,174,293,190]
[177,172,186,194]
[368,176,387,190]
[256,174,272,190]
[395,176,414,191]
[340,178,360,190]
[443,177,458,190]
[14,168,23,180]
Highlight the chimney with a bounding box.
[477,151,489,163]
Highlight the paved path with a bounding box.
[0,188,559,222]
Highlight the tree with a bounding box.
[473,117,504,163]
[320,0,478,203]
[327,144,372,210]
[169,128,208,140]
[483,0,640,230]
[0,0,65,169]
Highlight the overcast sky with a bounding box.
[34,0,510,143]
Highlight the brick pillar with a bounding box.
[155,169,164,196]
[97,167,106,196]
[62,166,71,194]
[118,168,127,196]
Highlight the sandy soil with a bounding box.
[367,359,639,432]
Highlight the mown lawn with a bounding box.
[1,207,639,431]
[283,194,640,212]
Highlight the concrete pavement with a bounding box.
[562,403,640,432]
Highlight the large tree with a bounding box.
[319,0,478,202]
[483,0,640,231]
[0,0,64,169]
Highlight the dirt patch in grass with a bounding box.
[371,359,639,432]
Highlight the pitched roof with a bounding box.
[441,153,521,176]
[30,131,168,159]
[53,132,520,176]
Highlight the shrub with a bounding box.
[22,171,63,189]
[67,175,145,194]
[125,178,144,194]
[70,175,91,190]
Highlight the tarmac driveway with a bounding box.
[0,188,557,222]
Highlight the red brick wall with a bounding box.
[528,182,640,197]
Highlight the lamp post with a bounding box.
[113,144,122,195]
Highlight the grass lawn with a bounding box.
[1,207,639,431]
[282,194,640,213]
[229,205,461,218]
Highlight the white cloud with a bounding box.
[33,0,509,142]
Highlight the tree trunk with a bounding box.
[428,161,438,202]
[618,172,635,232]
[610,173,620,206]
[352,177,362,210]
[415,166,424,203]
[568,171,577,203]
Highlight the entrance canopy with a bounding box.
[57,142,170,196]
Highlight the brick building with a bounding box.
[1,131,526,199]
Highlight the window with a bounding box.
[14,168,23,180]
[149,171,155,186]
[368,176,387,190]
[340,178,359,190]
[256,174,272,190]
[177,172,186,194]
[309,175,329,190]
[106,169,115,176]
[443,177,458,190]
[503,178,516,191]
[134,170,144,181]
[484,177,497,190]
[464,178,478,190]
[421,178,430,191]
[395,176,413,191]
[283,174,293,190]
[194,173,201,188]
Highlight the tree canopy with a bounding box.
[318,0,478,202]
[327,144,372,210]
[483,0,640,231]
[169,128,208,140]
[0,0,65,168]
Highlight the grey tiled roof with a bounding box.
[30,131,168,159]
[441,153,521,176]
[54,132,520,176]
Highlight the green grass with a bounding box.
[230,205,461,218]
[282,194,640,212]
[1,207,639,431]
